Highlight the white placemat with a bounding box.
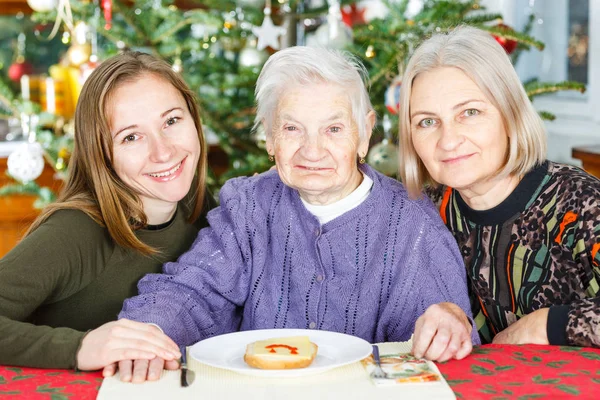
[98,341,455,400]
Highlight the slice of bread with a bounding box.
[244,336,318,370]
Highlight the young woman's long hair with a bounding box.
[27,52,207,256]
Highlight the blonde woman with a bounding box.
[399,26,600,349]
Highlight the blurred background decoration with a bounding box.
[0,0,587,207]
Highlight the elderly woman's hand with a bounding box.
[412,302,473,362]
[492,308,549,345]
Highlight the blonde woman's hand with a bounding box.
[492,308,549,345]
[76,319,181,371]
[412,302,473,362]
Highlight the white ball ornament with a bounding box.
[239,45,268,69]
[7,142,45,183]
[311,20,353,49]
[26,0,58,12]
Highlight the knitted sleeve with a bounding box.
[381,197,480,345]
[119,176,256,346]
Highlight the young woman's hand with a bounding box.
[76,319,181,371]
[103,357,180,383]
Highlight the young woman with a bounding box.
[0,52,211,379]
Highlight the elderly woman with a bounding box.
[399,25,600,348]
[114,46,479,381]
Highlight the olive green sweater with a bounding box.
[0,205,208,369]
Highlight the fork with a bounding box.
[371,344,389,379]
[180,348,195,387]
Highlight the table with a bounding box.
[572,145,600,179]
[1,344,600,399]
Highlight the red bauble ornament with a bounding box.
[492,24,518,54]
[8,61,33,82]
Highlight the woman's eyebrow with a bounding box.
[161,107,183,118]
[113,124,137,138]
[452,99,485,111]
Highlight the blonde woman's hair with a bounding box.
[399,25,547,199]
[27,52,207,256]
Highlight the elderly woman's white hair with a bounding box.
[399,25,547,199]
[254,46,374,140]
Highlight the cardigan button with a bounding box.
[316,274,324,282]
[309,322,316,329]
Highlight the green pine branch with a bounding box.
[525,81,586,98]
[462,13,504,25]
[538,111,556,121]
[0,78,19,118]
[481,25,545,51]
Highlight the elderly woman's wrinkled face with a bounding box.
[267,83,370,205]
[410,67,508,194]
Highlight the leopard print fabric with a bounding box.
[428,161,600,346]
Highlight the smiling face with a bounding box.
[266,83,372,205]
[108,73,200,223]
[410,67,510,197]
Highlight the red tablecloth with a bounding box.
[440,344,600,399]
[1,344,600,399]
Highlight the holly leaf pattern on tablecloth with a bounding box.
[471,347,501,355]
[558,372,578,377]
[580,352,600,361]
[0,391,21,395]
[36,383,66,393]
[49,394,70,400]
[0,376,6,384]
[68,380,91,385]
[555,384,580,395]
[532,374,560,384]
[471,365,494,376]
[546,360,571,368]
[12,375,35,381]
[559,346,582,352]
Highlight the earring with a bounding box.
[359,156,366,164]
[269,154,274,162]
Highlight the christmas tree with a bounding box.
[0,0,586,205]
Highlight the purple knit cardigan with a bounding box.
[120,165,480,346]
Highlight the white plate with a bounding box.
[189,328,372,378]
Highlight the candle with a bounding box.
[20,75,30,101]
[45,77,56,115]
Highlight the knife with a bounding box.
[180,349,195,387]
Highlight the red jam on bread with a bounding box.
[244,336,318,370]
